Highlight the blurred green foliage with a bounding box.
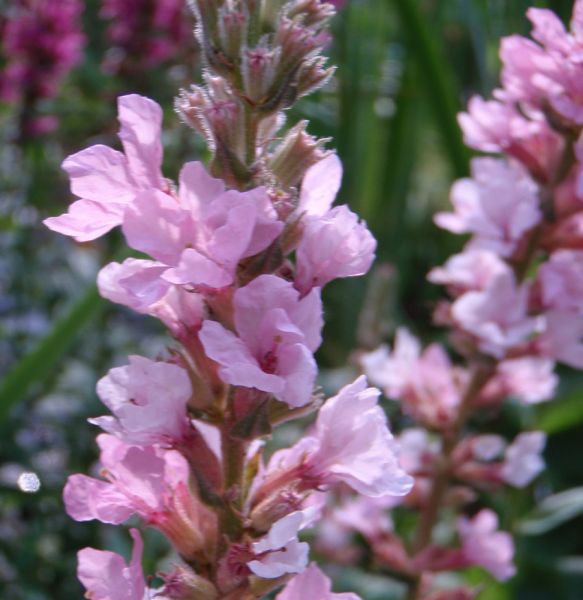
[2,1,583,599]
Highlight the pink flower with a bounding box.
[458,510,516,581]
[247,511,310,579]
[199,275,322,407]
[501,432,546,488]
[458,96,562,181]
[77,529,147,600]
[328,495,397,541]
[122,162,283,290]
[90,355,192,446]
[538,250,583,313]
[276,563,361,600]
[295,205,376,294]
[64,435,215,558]
[451,268,536,357]
[297,154,342,217]
[44,95,165,241]
[483,357,557,404]
[267,376,413,497]
[428,250,509,295]
[535,309,583,368]
[361,329,465,428]
[97,258,204,336]
[397,428,439,474]
[472,435,505,462]
[500,3,583,125]
[435,158,541,257]
[293,154,376,293]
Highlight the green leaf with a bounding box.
[518,487,583,536]
[536,390,583,434]
[391,0,470,177]
[0,284,105,419]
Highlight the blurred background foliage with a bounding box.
[1,0,583,598]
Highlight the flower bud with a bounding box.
[163,566,219,600]
[249,489,304,533]
[297,57,335,98]
[175,86,214,149]
[286,0,336,28]
[218,7,248,61]
[242,46,281,105]
[269,121,330,188]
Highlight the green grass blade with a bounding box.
[0,284,105,419]
[391,0,470,177]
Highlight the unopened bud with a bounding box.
[218,7,248,61]
[249,489,304,532]
[189,0,222,44]
[175,86,215,150]
[242,46,281,104]
[285,0,336,28]
[297,57,335,98]
[275,19,329,74]
[163,566,219,600]
[269,121,330,188]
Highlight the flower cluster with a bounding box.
[0,0,85,136]
[100,0,194,75]
[346,3,583,598]
[46,1,412,598]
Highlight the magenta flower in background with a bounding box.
[101,0,192,73]
[0,0,85,135]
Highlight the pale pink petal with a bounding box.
[93,355,191,445]
[296,205,376,293]
[199,320,284,393]
[118,94,164,189]
[307,376,414,497]
[501,431,546,488]
[163,247,233,289]
[64,474,134,524]
[178,161,225,212]
[458,509,516,581]
[277,563,361,600]
[248,539,309,579]
[298,154,343,217]
[276,343,317,408]
[77,528,146,600]
[61,144,134,203]
[122,190,187,264]
[44,199,124,242]
[97,259,170,312]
